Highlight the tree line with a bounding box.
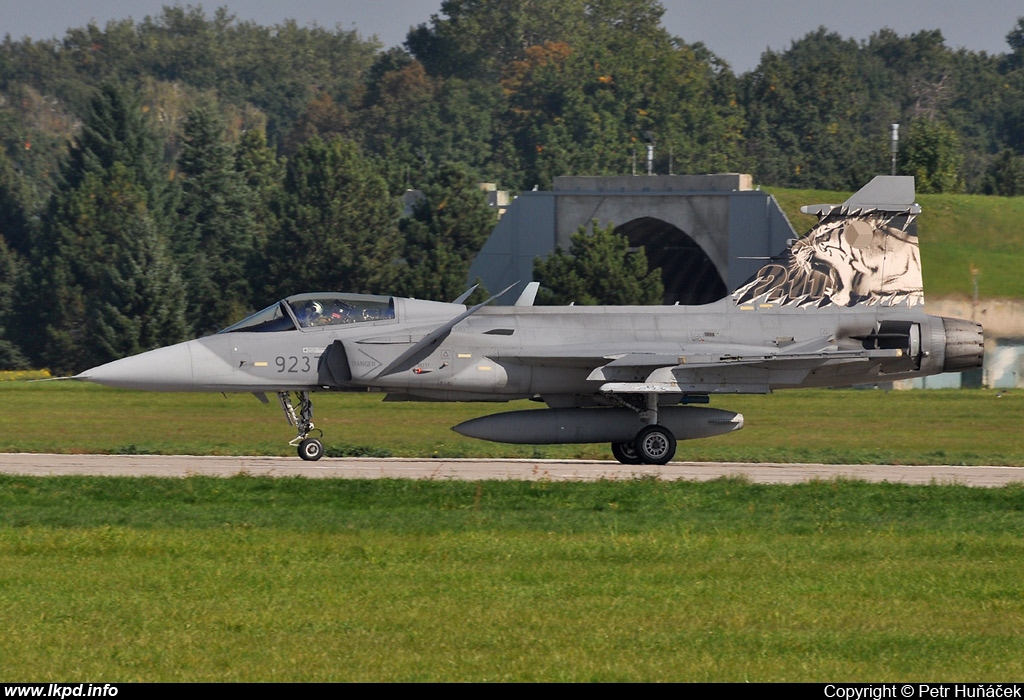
[3,1,1024,371]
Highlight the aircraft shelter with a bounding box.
[468,174,797,306]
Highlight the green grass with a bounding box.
[767,187,1024,299]
[3,381,1022,465]
[1,476,1023,681]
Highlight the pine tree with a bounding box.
[263,136,400,299]
[0,148,35,258]
[534,223,663,305]
[30,166,186,372]
[0,238,29,369]
[60,84,171,222]
[234,128,285,307]
[176,102,257,334]
[395,163,496,301]
[22,84,184,372]
[88,169,188,362]
[0,150,33,367]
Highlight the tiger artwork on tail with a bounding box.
[733,210,923,308]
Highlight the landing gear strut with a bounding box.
[606,392,678,465]
[278,391,324,461]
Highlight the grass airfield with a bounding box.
[2,476,1023,681]
[1,382,1023,681]
[3,381,1024,465]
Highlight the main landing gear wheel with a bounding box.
[611,440,643,465]
[298,437,324,461]
[634,425,677,465]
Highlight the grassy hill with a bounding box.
[766,187,1024,300]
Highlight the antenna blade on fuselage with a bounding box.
[514,281,540,307]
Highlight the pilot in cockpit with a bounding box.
[299,301,325,327]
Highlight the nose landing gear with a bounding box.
[278,391,324,461]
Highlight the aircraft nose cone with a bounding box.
[76,342,195,390]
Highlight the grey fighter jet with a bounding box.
[76,176,984,463]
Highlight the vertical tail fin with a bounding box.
[733,176,923,308]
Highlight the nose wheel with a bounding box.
[297,437,324,461]
[278,391,325,461]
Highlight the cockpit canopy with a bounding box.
[218,293,396,333]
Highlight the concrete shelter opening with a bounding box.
[615,217,727,305]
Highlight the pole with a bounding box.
[890,123,899,176]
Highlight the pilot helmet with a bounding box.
[303,300,324,325]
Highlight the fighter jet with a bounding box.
[76,176,984,464]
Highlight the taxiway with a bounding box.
[0,454,1022,486]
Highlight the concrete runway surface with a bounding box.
[1,453,1022,486]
